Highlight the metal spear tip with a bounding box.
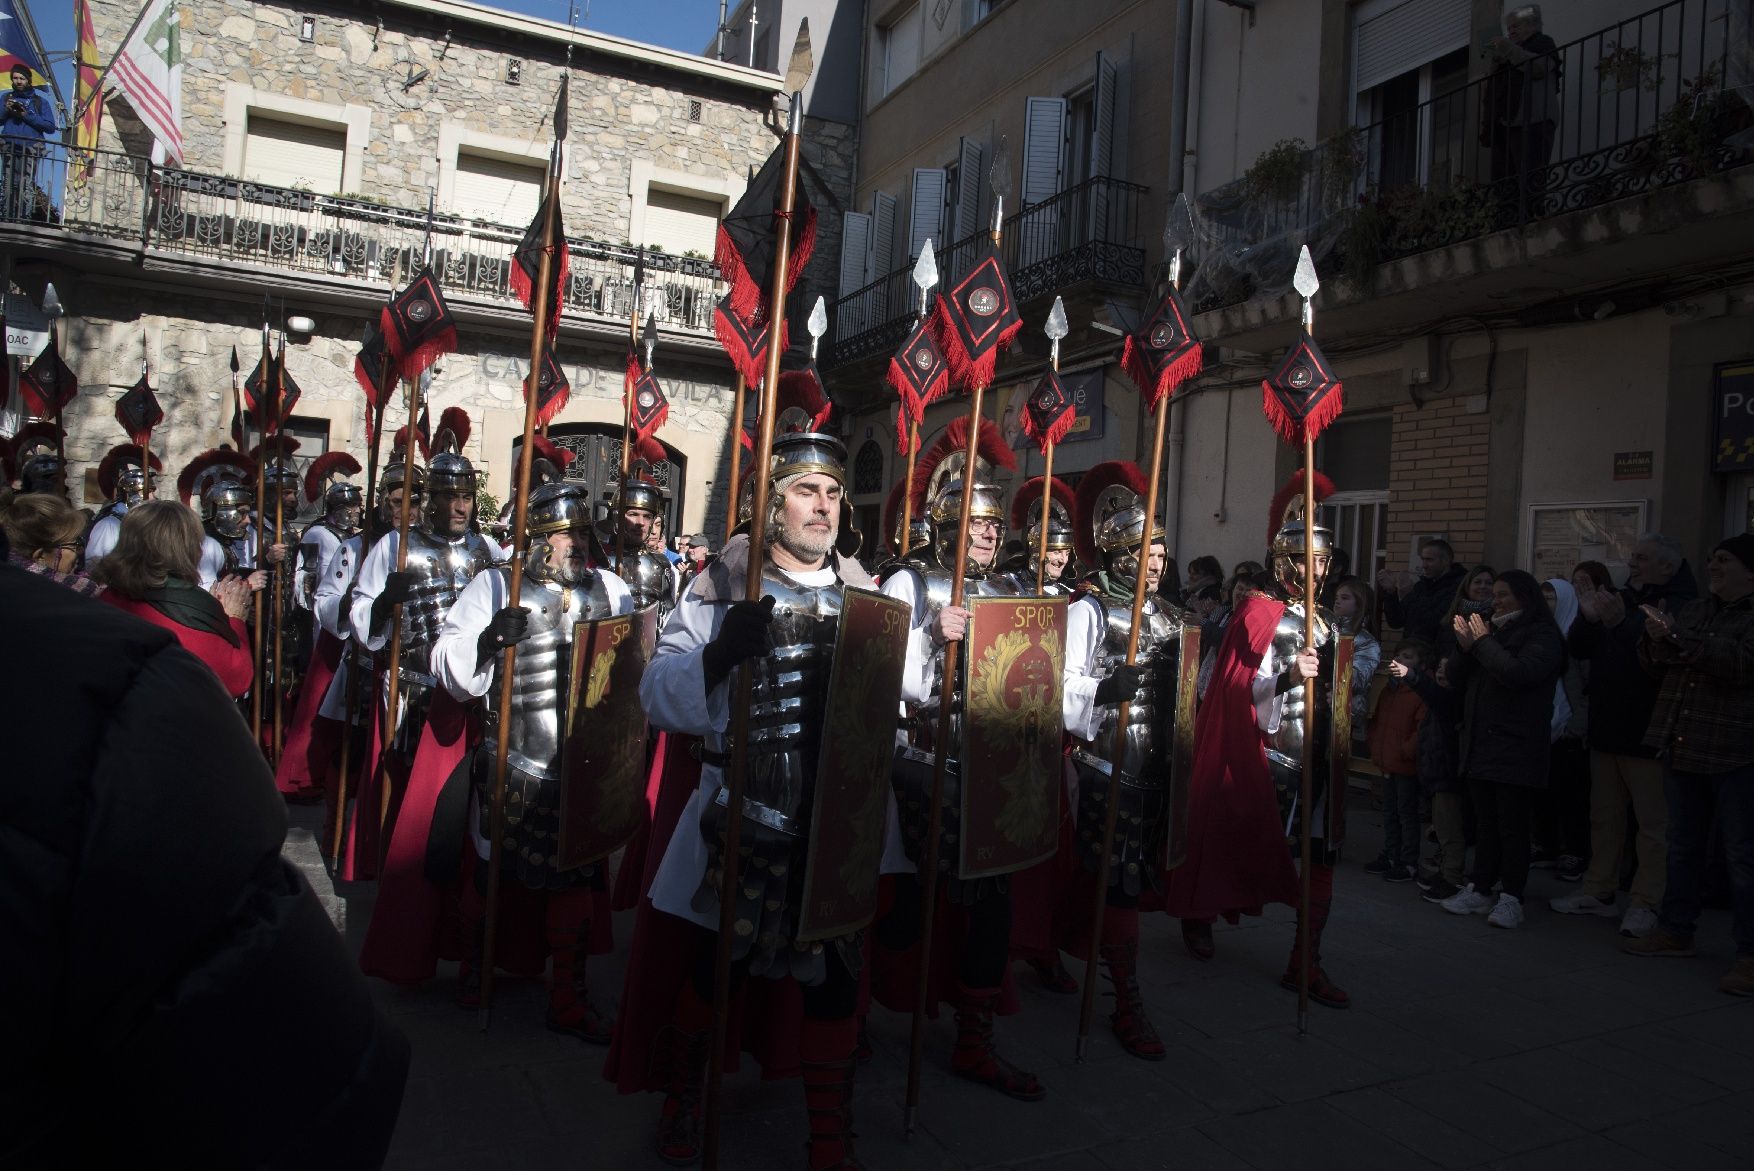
[1044,296,1068,341]
[1293,244,1320,300]
[42,282,62,318]
[641,309,659,348]
[1163,193,1193,255]
[807,295,828,339]
[230,345,240,373]
[783,18,815,96]
[989,135,1013,200]
[912,239,939,293]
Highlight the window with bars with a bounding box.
[853,440,885,496]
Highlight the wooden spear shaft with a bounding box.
[1035,435,1057,594]
[479,167,561,1023]
[723,372,746,545]
[272,359,288,769]
[703,99,803,1171]
[1297,427,1317,1035]
[617,259,642,575]
[1076,393,1171,1059]
[333,395,388,862]
[252,332,268,750]
[375,374,423,832]
[897,420,919,559]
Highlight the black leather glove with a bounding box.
[703,595,776,691]
[1094,662,1146,707]
[476,605,531,671]
[369,570,416,635]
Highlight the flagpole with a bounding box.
[252,322,269,751]
[72,0,158,126]
[617,250,643,575]
[703,90,804,1171]
[897,421,919,557]
[722,372,745,545]
[272,342,289,769]
[377,371,422,835]
[1035,297,1067,594]
[1296,292,1319,1037]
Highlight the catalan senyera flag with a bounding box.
[71,0,104,187]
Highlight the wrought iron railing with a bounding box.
[1,144,722,335]
[1184,0,1747,312]
[829,174,1148,367]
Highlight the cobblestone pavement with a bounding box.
[285,797,1754,1171]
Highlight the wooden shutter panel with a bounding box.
[955,137,984,238]
[452,152,545,226]
[871,190,899,274]
[839,210,872,297]
[1088,52,1118,239]
[908,167,946,261]
[1021,97,1065,207]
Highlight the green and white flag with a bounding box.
[111,0,184,164]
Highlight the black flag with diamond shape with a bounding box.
[928,240,1022,391]
[629,367,669,444]
[1261,330,1344,444]
[527,343,571,429]
[1121,284,1204,411]
[1021,368,1075,452]
[712,294,786,388]
[380,265,458,382]
[886,316,949,452]
[115,375,164,447]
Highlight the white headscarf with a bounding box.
[1545,577,1577,740]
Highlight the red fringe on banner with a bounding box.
[1120,333,1205,412]
[536,385,569,430]
[380,310,456,384]
[1260,379,1345,446]
[1020,400,1075,452]
[929,297,1021,394]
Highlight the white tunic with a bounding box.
[197,529,259,589]
[295,523,346,611]
[83,506,125,568]
[646,562,913,928]
[311,535,364,722]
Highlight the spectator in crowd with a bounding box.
[1380,538,1469,646]
[1232,559,1264,584]
[92,501,256,698]
[1367,642,1429,883]
[1391,648,1465,901]
[1551,534,1698,938]
[0,558,410,1166]
[1622,534,1754,996]
[1533,577,1590,878]
[1481,5,1561,210]
[3,493,103,597]
[1186,555,1223,594]
[1440,569,1566,928]
[1332,576,1382,726]
[1571,559,1612,599]
[1157,555,1184,606]
[0,64,56,219]
[1438,563,1497,660]
[646,514,681,565]
[1320,547,1353,610]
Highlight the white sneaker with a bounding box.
[1441,883,1493,915]
[1549,892,1618,917]
[1487,893,1525,929]
[1619,905,1659,938]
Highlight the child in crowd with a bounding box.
[1366,642,1428,882]
[1388,645,1465,902]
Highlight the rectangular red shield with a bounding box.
[796,588,912,942]
[957,594,1069,881]
[1164,623,1202,869]
[1327,633,1356,847]
[556,606,658,870]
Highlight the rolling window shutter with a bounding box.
[955,137,984,238]
[1021,96,1065,206]
[242,116,345,194]
[1353,0,1470,93]
[908,167,946,260]
[452,152,545,226]
[642,189,722,257]
[839,210,872,297]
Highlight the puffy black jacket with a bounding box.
[1383,563,1467,646]
[0,564,409,1168]
[1566,562,1698,755]
[1453,612,1566,788]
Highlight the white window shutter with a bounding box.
[1353,0,1469,93]
[871,190,899,275]
[956,137,985,238]
[839,210,872,297]
[243,116,346,194]
[1091,53,1117,180]
[908,167,946,261]
[1021,96,1066,207]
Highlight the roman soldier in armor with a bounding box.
[1059,460,1192,1059]
[176,448,271,589]
[1164,472,1350,1009]
[425,480,636,1039]
[875,417,1047,1103]
[274,452,365,804]
[1002,475,1077,595]
[632,431,886,1167]
[874,477,932,582]
[82,443,162,568]
[606,441,679,619]
[8,423,67,498]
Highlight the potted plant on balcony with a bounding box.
[1595,41,1664,94]
[1243,138,1309,204]
[1655,67,1749,178]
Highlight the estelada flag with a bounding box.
[887,317,949,452]
[713,294,786,388]
[715,142,818,321]
[929,240,1022,392]
[527,343,570,429]
[19,336,77,418]
[1261,330,1343,444]
[1121,284,1203,411]
[628,366,669,445]
[115,374,164,446]
[0,0,51,87]
[1020,368,1075,452]
[510,188,570,339]
[380,266,458,383]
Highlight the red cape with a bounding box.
[338,676,391,882]
[274,629,343,797]
[1161,592,1300,919]
[604,733,806,1093]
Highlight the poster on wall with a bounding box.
[1526,501,1649,585]
[998,368,1104,450]
[1714,361,1754,472]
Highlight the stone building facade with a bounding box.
[17,0,857,540]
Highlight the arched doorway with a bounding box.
[513,423,686,543]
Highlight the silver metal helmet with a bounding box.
[426,451,477,495]
[929,480,1007,570]
[205,481,255,540]
[618,476,667,518]
[1271,517,1334,600]
[526,481,594,537]
[263,464,300,491]
[116,465,152,507]
[18,452,65,495]
[323,481,364,533]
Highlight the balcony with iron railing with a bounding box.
[1181,0,1749,316]
[827,174,1149,368]
[0,145,724,338]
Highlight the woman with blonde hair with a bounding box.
[94,500,255,696]
[3,492,103,596]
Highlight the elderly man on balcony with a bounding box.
[0,64,57,222]
[1482,5,1560,215]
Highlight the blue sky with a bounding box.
[494,1,725,54]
